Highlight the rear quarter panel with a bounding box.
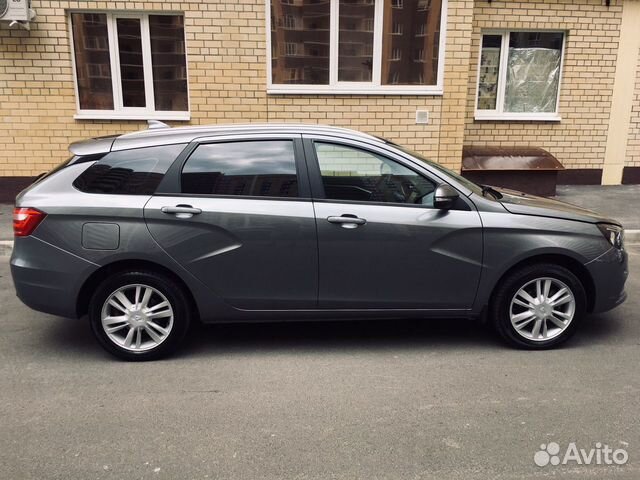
[15,163,233,319]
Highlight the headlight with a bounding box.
[597,223,624,249]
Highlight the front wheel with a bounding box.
[89,271,191,360]
[490,263,587,349]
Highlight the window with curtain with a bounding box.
[476,31,565,120]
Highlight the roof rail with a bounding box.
[147,120,170,130]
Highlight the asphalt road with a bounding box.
[0,248,639,480]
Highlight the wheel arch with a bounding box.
[488,253,596,313]
[76,259,201,320]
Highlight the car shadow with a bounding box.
[42,316,108,359]
[567,311,626,347]
[177,311,625,359]
[40,311,625,360]
[179,317,500,359]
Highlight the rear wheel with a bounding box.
[490,263,586,349]
[89,271,191,360]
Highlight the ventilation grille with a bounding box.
[415,110,429,124]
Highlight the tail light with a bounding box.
[13,208,46,237]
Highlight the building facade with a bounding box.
[1,0,639,196]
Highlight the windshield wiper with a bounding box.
[481,185,503,199]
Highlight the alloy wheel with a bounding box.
[509,277,576,342]
[100,284,174,352]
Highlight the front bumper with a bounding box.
[585,246,628,313]
[10,236,97,318]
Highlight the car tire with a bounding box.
[89,271,191,361]
[490,263,587,349]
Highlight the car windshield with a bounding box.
[393,145,484,195]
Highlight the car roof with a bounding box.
[69,123,386,155]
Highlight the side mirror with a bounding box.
[434,184,459,210]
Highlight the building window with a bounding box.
[283,14,298,29]
[284,42,299,56]
[70,12,189,120]
[475,31,565,121]
[288,68,300,81]
[269,0,446,94]
[417,0,430,11]
[364,17,375,32]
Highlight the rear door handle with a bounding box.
[327,215,366,228]
[161,205,202,218]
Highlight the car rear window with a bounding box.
[73,144,186,195]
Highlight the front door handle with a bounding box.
[161,205,202,218]
[327,215,366,228]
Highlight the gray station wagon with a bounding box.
[10,123,628,360]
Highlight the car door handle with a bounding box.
[161,205,202,217]
[327,215,366,228]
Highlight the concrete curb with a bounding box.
[0,231,639,257]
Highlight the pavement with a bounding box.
[554,185,640,231]
[0,243,639,479]
[0,203,11,255]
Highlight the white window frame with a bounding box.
[266,0,447,95]
[283,14,297,29]
[69,10,191,121]
[474,30,565,122]
[284,42,299,56]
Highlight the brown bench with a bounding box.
[461,146,564,197]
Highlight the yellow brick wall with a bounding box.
[463,0,623,170]
[627,46,640,168]
[0,0,473,176]
[0,0,630,178]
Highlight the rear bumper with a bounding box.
[10,236,97,318]
[585,246,629,313]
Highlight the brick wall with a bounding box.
[463,0,623,170]
[0,0,473,177]
[0,0,630,178]
[627,46,640,168]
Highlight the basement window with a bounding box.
[268,0,447,95]
[70,12,189,121]
[475,31,565,121]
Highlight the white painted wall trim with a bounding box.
[602,0,640,185]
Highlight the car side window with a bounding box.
[73,144,186,195]
[181,140,299,198]
[314,142,436,206]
